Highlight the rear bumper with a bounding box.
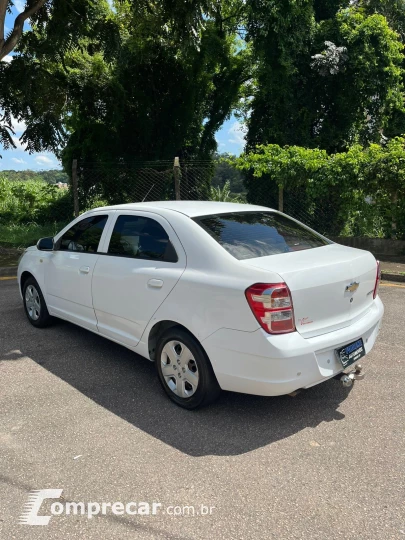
[202,297,384,396]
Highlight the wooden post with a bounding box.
[71,159,79,217]
[278,185,284,213]
[174,157,181,201]
[391,190,398,240]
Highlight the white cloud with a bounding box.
[11,116,26,134]
[14,0,25,13]
[1,55,13,63]
[11,157,26,164]
[228,121,246,149]
[12,136,26,150]
[35,155,55,165]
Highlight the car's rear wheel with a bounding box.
[155,328,221,409]
[23,277,53,328]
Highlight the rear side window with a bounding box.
[107,215,178,262]
[58,215,108,253]
[193,211,330,260]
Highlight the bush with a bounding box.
[0,177,73,225]
[234,138,405,239]
[0,222,68,248]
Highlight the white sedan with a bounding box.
[18,201,384,409]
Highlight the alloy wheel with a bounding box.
[161,340,199,398]
[25,285,41,321]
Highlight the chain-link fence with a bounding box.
[73,159,214,208]
[71,158,364,238]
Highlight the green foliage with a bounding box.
[1,0,250,169]
[244,1,405,152]
[212,153,246,194]
[0,222,67,248]
[210,180,243,202]
[0,177,73,225]
[234,138,405,238]
[1,169,68,184]
[235,145,328,187]
[2,0,405,245]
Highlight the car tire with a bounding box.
[155,328,221,409]
[22,277,53,328]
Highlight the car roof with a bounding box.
[89,201,273,218]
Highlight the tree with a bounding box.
[243,1,404,153]
[0,0,250,169]
[0,0,122,152]
[212,153,245,193]
[0,0,46,61]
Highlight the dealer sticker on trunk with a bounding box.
[335,338,365,369]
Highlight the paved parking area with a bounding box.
[1,279,404,539]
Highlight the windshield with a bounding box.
[193,211,330,260]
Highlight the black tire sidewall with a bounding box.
[23,277,52,328]
[155,329,219,409]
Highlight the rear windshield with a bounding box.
[193,211,330,260]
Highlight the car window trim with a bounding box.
[192,210,331,260]
[102,212,179,264]
[55,214,110,254]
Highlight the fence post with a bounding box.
[278,185,284,213]
[391,190,398,240]
[71,159,79,217]
[173,157,181,201]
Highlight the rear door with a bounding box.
[92,211,186,348]
[45,213,110,331]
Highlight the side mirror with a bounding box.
[37,237,54,251]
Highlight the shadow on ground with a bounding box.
[1,282,351,457]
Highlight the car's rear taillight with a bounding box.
[373,260,381,299]
[245,283,296,334]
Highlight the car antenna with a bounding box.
[142,184,155,202]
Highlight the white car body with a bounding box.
[18,201,384,397]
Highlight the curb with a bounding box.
[0,266,18,277]
[381,272,405,283]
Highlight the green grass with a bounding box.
[0,222,68,249]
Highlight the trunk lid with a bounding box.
[242,244,377,338]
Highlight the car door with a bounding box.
[45,213,111,331]
[92,211,186,348]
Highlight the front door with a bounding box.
[45,214,110,331]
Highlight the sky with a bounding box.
[1,6,246,172]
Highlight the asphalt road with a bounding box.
[1,279,404,539]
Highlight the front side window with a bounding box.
[193,211,330,260]
[107,215,178,262]
[58,215,108,253]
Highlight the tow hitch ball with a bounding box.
[340,364,364,388]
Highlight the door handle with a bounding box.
[148,279,163,289]
[79,266,90,274]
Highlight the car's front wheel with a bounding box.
[155,328,221,409]
[23,277,53,328]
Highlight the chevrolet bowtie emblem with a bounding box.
[345,282,360,293]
